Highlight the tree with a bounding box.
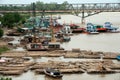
[14,12,21,23]
[36,1,44,10]
[60,1,69,10]
[2,13,22,28]
[0,28,3,38]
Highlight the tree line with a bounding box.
[0,1,69,11]
[0,12,26,38]
[0,12,25,28]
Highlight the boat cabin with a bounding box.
[48,42,64,50]
[26,43,47,51]
[104,22,118,31]
[48,42,60,49]
[86,23,99,34]
[61,25,72,34]
[86,23,97,32]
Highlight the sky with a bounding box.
[0,0,119,4]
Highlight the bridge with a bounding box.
[0,3,120,23]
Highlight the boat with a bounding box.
[95,25,107,32]
[55,32,70,42]
[116,55,120,61]
[86,23,99,34]
[72,28,85,33]
[44,68,63,78]
[26,43,47,51]
[61,25,72,35]
[62,35,71,42]
[87,23,107,32]
[69,24,85,33]
[48,42,64,50]
[104,22,119,32]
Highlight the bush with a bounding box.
[0,77,12,80]
[0,46,9,54]
[2,13,22,28]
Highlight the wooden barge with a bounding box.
[0,49,120,75]
[87,69,116,74]
[0,50,120,59]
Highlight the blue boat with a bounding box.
[116,55,120,61]
[86,23,99,34]
[104,22,119,31]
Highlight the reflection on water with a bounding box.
[10,71,120,80]
[45,75,62,80]
[63,73,120,80]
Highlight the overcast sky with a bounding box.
[0,0,119,4]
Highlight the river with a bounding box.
[61,33,120,53]
[3,12,120,80]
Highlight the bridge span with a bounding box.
[0,3,120,23]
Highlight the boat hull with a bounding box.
[97,28,107,32]
[44,69,63,78]
[27,48,47,51]
[87,32,99,34]
[116,56,120,61]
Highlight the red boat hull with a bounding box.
[97,28,107,32]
